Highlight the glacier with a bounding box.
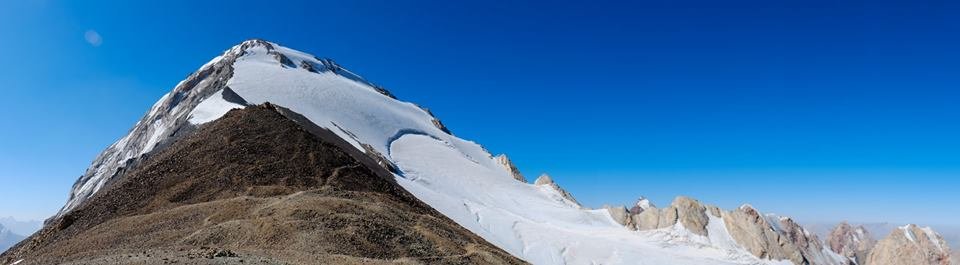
[58,39,796,265]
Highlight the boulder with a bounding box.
[603,205,635,229]
[632,209,661,230]
[669,196,709,236]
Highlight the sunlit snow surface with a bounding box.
[186,41,787,265]
[391,134,787,265]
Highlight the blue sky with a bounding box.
[0,0,958,225]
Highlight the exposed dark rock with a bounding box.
[373,85,398,99]
[58,38,244,218]
[298,60,319,73]
[220,87,250,106]
[415,106,453,135]
[269,50,296,68]
[1,105,525,265]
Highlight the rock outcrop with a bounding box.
[629,196,656,214]
[628,197,661,230]
[495,154,527,183]
[828,222,877,264]
[55,39,400,220]
[534,174,581,207]
[603,205,635,228]
[662,196,710,236]
[722,205,807,264]
[610,195,856,265]
[867,224,952,265]
[604,194,956,265]
[626,197,717,237]
[776,217,847,265]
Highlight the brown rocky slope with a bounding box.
[0,104,525,265]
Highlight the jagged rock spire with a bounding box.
[629,196,656,214]
[494,154,526,183]
[534,173,580,207]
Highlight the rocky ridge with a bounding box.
[867,224,952,265]
[494,155,526,183]
[607,198,849,264]
[827,222,877,264]
[533,174,581,207]
[31,38,956,265]
[56,39,412,219]
[1,105,524,265]
[603,195,958,265]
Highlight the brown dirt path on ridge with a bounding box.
[1,104,525,265]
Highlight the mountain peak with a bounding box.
[827,221,877,264]
[55,40,402,218]
[534,173,581,207]
[36,39,949,265]
[868,224,952,264]
[2,105,524,264]
[494,154,526,183]
[629,196,656,214]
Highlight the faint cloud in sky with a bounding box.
[84,30,102,47]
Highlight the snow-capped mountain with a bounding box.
[868,224,953,265]
[47,39,952,265]
[0,218,41,238]
[827,222,877,264]
[0,224,24,253]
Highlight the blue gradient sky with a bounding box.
[1,1,958,225]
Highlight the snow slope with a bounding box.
[61,40,794,264]
[391,134,785,265]
[205,40,790,264]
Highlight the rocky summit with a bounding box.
[828,222,877,264]
[867,224,952,265]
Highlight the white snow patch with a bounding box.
[900,225,916,242]
[706,212,747,251]
[141,119,168,156]
[764,214,784,233]
[188,90,245,124]
[634,196,655,211]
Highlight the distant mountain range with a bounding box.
[805,221,960,251]
[0,217,41,238]
[0,224,24,253]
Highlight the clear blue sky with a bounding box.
[1,0,958,225]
